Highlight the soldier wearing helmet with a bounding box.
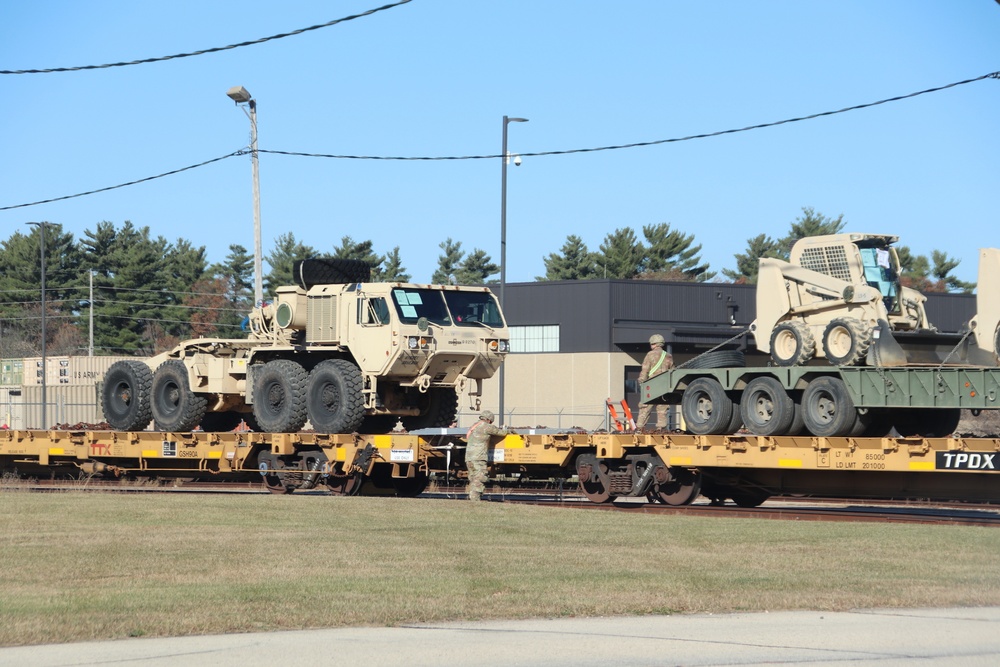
[635,333,673,431]
[464,410,507,501]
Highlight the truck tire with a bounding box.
[822,318,872,366]
[293,258,372,289]
[681,377,735,435]
[151,360,207,432]
[101,360,153,431]
[306,359,365,433]
[403,388,459,430]
[740,376,797,436]
[801,376,861,437]
[769,321,816,367]
[253,360,309,433]
[893,408,961,438]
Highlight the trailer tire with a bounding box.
[801,376,860,437]
[150,360,207,432]
[681,377,735,435]
[822,318,872,366]
[101,360,153,431]
[740,376,796,436]
[253,360,309,433]
[894,408,961,438]
[769,321,816,366]
[306,359,365,433]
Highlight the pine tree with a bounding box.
[722,233,781,283]
[930,250,975,293]
[380,247,411,282]
[454,249,499,285]
[432,238,464,284]
[538,235,599,280]
[776,207,846,259]
[333,236,384,272]
[640,223,714,281]
[264,232,316,294]
[597,228,644,279]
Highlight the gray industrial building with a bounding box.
[476,279,977,431]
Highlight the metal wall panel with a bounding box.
[22,384,102,429]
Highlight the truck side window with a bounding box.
[360,297,389,325]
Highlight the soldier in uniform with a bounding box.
[635,334,674,431]
[464,410,507,501]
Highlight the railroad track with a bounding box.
[7,479,1000,526]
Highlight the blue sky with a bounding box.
[2,1,998,287]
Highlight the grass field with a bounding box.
[1,491,999,647]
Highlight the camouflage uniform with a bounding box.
[465,411,506,501]
[636,336,673,430]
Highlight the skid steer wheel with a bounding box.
[150,360,207,432]
[769,321,816,367]
[253,360,309,433]
[801,376,867,437]
[681,377,735,435]
[101,360,153,431]
[822,318,872,366]
[306,359,365,433]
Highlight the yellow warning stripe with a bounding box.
[48,448,64,456]
[778,459,802,468]
[668,457,692,466]
[909,461,935,471]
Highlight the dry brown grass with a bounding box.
[1,492,999,647]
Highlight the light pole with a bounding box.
[26,221,46,429]
[499,115,528,427]
[226,85,263,307]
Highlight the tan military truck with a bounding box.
[754,233,960,367]
[100,259,509,433]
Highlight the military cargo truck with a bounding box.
[100,259,509,434]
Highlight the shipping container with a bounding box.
[1,359,24,386]
[22,356,71,386]
[21,356,139,386]
[22,384,105,429]
[0,386,24,430]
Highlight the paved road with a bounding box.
[2,607,999,666]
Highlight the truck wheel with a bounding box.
[403,388,459,430]
[101,360,153,431]
[681,377,735,435]
[253,360,309,433]
[151,360,207,432]
[822,318,872,366]
[306,359,365,433]
[769,321,816,366]
[740,376,796,436]
[801,376,860,437]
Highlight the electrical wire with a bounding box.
[1,71,996,212]
[0,0,414,75]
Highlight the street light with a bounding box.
[499,115,528,427]
[26,221,46,429]
[226,85,263,307]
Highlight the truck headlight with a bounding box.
[408,336,432,350]
[488,339,510,353]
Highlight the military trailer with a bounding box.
[100,259,509,434]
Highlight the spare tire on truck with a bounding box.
[293,258,372,289]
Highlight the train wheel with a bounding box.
[576,455,613,503]
[253,360,308,433]
[151,360,207,432]
[393,473,429,497]
[681,377,734,435]
[327,473,364,496]
[101,360,153,431]
[822,318,872,366]
[257,452,294,494]
[801,376,860,437]
[740,376,796,436]
[730,489,770,508]
[306,359,365,433]
[654,468,702,506]
[769,321,816,366]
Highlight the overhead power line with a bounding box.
[0,0,414,75]
[1,71,996,211]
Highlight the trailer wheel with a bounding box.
[101,360,153,431]
[150,360,207,432]
[801,376,861,437]
[822,318,872,366]
[253,360,309,433]
[769,321,816,366]
[306,359,365,433]
[740,376,797,436]
[681,377,735,435]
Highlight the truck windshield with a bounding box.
[391,288,452,325]
[443,290,506,328]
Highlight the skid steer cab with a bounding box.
[100,259,510,435]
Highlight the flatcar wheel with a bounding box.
[654,468,702,506]
[577,456,613,504]
[327,473,364,496]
